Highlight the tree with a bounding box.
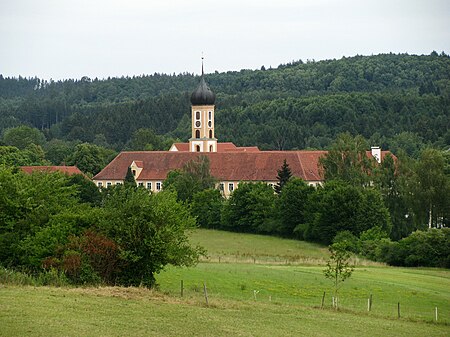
[163,156,216,202]
[0,168,79,268]
[319,133,373,187]
[323,243,354,308]
[275,178,314,236]
[373,153,414,240]
[44,139,76,165]
[0,145,48,166]
[124,167,136,188]
[222,182,276,233]
[99,187,203,287]
[191,189,223,229]
[411,149,450,229]
[66,143,117,176]
[301,181,391,244]
[274,159,292,194]
[2,125,46,150]
[66,174,102,206]
[126,128,173,151]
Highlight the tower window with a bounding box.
[195,130,200,138]
[196,145,200,152]
[196,111,200,120]
[208,111,212,120]
[208,121,212,127]
[209,145,213,152]
[209,130,213,138]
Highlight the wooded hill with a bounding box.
[0,52,449,153]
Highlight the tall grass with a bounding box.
[0,267,70,287]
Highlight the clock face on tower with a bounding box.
[195,121,201,127]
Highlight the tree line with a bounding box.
[0,53,449,153]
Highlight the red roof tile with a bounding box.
[20,166,84,176]
[93,151,327,182]
[170,142,260,153]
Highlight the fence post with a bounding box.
[321,291,326,309]
[203,282,209,306]
[369,294,373,311]
[398,302,400,319]
[435,307,438,322]
[180,280,184,297]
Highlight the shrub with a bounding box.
[333,231,360,253]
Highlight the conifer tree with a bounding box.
[275,159,292,194]
[124,167,136,188]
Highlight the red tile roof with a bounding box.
[171,142,260,152]
[93,151,327,182]
[20,166,84,176]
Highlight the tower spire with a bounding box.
[201,53,204,76]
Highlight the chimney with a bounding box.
[371,146,381,163]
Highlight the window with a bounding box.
[196,145,200,152]
[208,111,212,120]
[228,183,234,192]
[209,130,212,138]
[195,130,200,138]
[156,182,161,191]
[208,121,212,127]
[132,170,136,176]
[268,183,274,188]
[138,182,144,187]
[116,182,122,186]
[107,182,112,188]
[209,145,213,152]
[196,111,200,120]
[97,182,103,188]
[147,182,152,190]
[219,183,224,191]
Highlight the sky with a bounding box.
[1,0,449,80]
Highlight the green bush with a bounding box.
[382,229,450,268]
[333,231,360,253]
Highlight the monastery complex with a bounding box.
[93,64,389,196]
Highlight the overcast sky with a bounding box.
[1,0,449,80]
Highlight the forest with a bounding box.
[0,52,449,154]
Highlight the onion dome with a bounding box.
[190,63,215,105]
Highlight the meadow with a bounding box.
[0,229,449,337]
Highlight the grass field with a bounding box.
[189,229,330,264]
[1,229,449,336]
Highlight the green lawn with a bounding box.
[1,229,449,336]
[190,228,330,264]
[156,263,450,323]
[0,285,449,337]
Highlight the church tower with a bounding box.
[189,60,217,152]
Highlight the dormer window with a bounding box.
[132,170,136,176]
